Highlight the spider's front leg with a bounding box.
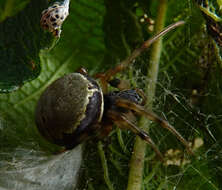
[115,98,194,155]
[106,109,164,161]
[94,21,185,92]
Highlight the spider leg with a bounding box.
[94,21,184,83]
[95,72,109,93]
[97,121,113,139]
[115,98,194,155]
[107,110,164,161]
[76,67,88,75]
[109,78,131,90]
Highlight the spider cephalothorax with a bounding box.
[35,21,193,160]
[40,0,70,37]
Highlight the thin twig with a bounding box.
[98,141,115,190]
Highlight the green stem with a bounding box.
[156,179,167,190]
[199,6,222,22]
[143,162,160,184]
[117,128,128,154]
[127,1,168,190]
[0,0,14,22]
[98,141,115,190]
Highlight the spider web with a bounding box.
[78,1,222,188]
[128,23,221,190]
[78,36,222,189]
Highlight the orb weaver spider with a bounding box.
[35,21,193,161]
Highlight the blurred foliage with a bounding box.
[0,0,222,190]
[195,0,222,61]
[0,0,30,22]
[0,0,57,92]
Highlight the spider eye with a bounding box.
[40,0,70,37]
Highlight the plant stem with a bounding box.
[98,141,114,190]
[0,0,14,22]
[127,1,168,190]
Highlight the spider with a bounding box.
[35,21,193,160]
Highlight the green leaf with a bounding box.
[0,0,57,93]
[0,0,30,22]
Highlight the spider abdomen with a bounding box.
[35,73,104,148]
